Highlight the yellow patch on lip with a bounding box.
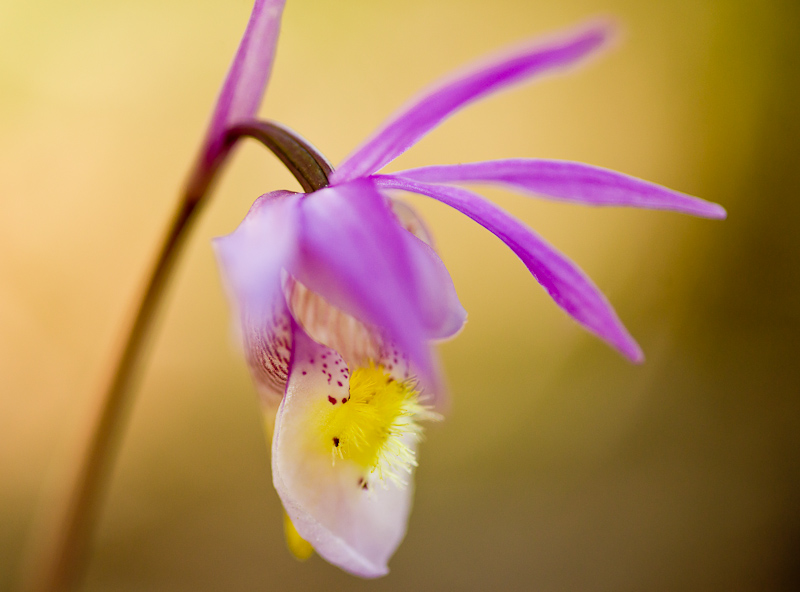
[316,363,439,487]
[283,511,314,561]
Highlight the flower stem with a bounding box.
[20,120,331,592]
[19,146,229,592]
[228,120,333,191]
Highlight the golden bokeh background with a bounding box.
[2,0,798,590]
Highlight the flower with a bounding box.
[211,13,725,579]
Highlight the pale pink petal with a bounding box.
[272,325,413,577]
[332,22,611,183]
[213,190,299,317]
[242,306,293,404]
[396,159,727,218]
[389,199,466,339]
[287,279,449,410]
[389,199,436,246]
[374,175,643,362]
[287,280,384,371]
[402,231,466,340]
[214,191,301,401]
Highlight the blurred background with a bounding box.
[1,0,798,590]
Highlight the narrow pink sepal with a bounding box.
[373,175,644,363]
[332,21,612,184]
[396,160,727,218]
[199,0,286,167]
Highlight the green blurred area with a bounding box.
[1,0,798,590]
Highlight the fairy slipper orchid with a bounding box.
[212,15,725,578]
[215,179,456,576]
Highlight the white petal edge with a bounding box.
[272,325,414,577]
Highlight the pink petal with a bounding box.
[213,190,299,322]
[396,160,727,218]
[388,198,466,339]
[374,175,644,363]
[402,231,467,340]
[200,0,286,167]
[242,306,294,405]
[291,179,439,380]
[272,325,413,577]
[332,22,611,184]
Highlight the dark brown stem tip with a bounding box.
[226,120,333,193]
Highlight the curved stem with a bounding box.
[21,151,228,592]
[21,121,331,592]
[227,119,333,192]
